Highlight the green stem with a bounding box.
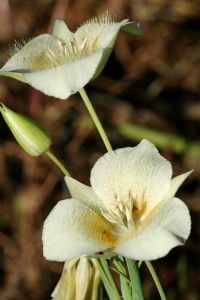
[126,258,145,300]
[79,88,146,299]
[79,88,113,152]
[113,257,132,300]
[45,150,70,177]
[145,261,167,300]
[96,259,121,300]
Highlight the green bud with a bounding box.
[0,102,51,156]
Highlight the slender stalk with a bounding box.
[145,261,167,300]
[79,88,113,152]
[96,259,121,300]
[126,258,145,300]
[113,257,132,300]
[45,150,70,177]
[79,88,146,299]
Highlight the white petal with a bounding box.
[76,258,92,299]
[42,199,115,262]
[24,49,104,99]
[1,34,55,72]
[164,170,193,200]
[115,197,191,260]
[65,176,105,214]
[91,139,172,212]
[73,17,128,81]
[75,18,128,51]
[52,18,74,42]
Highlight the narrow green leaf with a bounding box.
[117,123,200,158]
[113,257,132,300]
[126,258,145,300]
[145,261,167,300]
[96,259,121,300]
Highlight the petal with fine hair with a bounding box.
[0,13,144,99]
[115,197,191,260]
[24,49,104,99]
[0,34,104,99]
[91,139,172,212]
[42,199,115,262]
[75,17,128,50]
[1,35,55,72]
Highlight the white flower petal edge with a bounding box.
[42,198,115,262]
[115,197,191,260]
[65,176,106,215]
[90,139,172,216]
[164,170,193,200]
[52,18,74,42]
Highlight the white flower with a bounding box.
[51,257,100,300]
[42,139,191,261]
[0,12,143,99]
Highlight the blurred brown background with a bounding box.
[0,0,200,299]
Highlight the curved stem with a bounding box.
[45,150,70,177]
[79,88,113,152]
[145,261,167,300]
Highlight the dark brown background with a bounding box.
[0,0,200,299]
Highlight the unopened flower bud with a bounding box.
[51,258,101,300]
[0,102,51,156]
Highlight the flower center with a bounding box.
[101,191,148,232]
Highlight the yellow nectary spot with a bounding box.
[95,227,117,247]
[87,215,117,247]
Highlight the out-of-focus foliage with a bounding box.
[0,0,200,299]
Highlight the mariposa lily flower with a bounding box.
[0,12,143,99]
[42,139,191,261]
[51,257,100,300]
